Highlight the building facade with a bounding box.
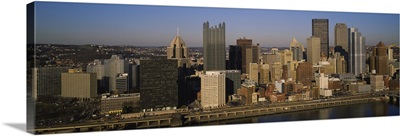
[228,45,242,70]
[167,34,190,68]
[348,27,366,76]
[32,67,69,100]
[61,72,97,100]
[312,19,329,57]
[201,71,226,108]
[370,42,389,75]
[334,23,349,52]
[203,21,226,71]
[139,58,178,111]
[307,36,321,64]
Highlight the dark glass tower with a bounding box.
[139,57,178,111]
[312,19,329,58]
[228,45,242,71]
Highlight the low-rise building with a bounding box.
[100,93,140,114]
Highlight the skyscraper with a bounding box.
[140,58,178,111]
[237,37,259,74]
[307,36,321,64]
[167,32,190,68]
[290,37,304,61]
[32,67,69,100]
[228,45,242,70]
[201,71,226,108]
[348,27,366,76]
[249,63,259,83]
[334,23,349,52]
[104,55,129,93]
[370,42,389,75]
[312,19,329,57]
[203,21,226,71]
[296,62,313,86]
[259,64,270,85]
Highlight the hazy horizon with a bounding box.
[35,2,399,47]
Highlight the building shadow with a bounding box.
[4,123,26,132]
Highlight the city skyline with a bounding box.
[35,2,399,47]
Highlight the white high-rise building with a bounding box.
[201,71,226,108]
[316,73,329,89]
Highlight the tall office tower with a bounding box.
[237,37,252,73]
[290,37,304,61]
[307,36,321,64]
[348,28,366,76]
[201,71,226,108]
[262,53,280,65]
[105,55,129,93]
[87,59,107,93]
[115,73,128,93]
[237,38,260,74]
[140,58,178,111]
[167,33,190,68]
[228,45,242,70]
[32,67,69,100]
[312,19,329,58]
[370,74,384,92]
[270,62,283,82]
[328,57,337,74]
[334,52,347,74]
[280,49,293,65]
[334,23,349,52]
[296,62,313,86]
[259,64,270,84]
[249,63,259,83]
[370,42,389,75]
[61,72,97,100]
[203,21,226,71]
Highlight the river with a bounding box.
[193,101,399,125]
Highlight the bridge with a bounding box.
[184,97,379,124]
[32,115,174,134]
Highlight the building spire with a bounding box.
[177,27,179,36]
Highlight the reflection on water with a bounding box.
[198,102,399,125]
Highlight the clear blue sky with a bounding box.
[34,2,399,47]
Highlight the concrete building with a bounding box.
[280,49,293,65]
[348,27,366,76]
[104,55,129,92]
[370,74,384,92]
[349,81,371,94]
[87,59,108,93]
[334,23,349,52]
[115,73,128,93]
[334,52,347,74]
[201,71,226,108]
[140,58,178,111]
[270,62,283,82]
[61,72,97,100]
[312,19,329,57]
[100,93,140,114]
[307,36,321,64]
[249,63,259,83]
[167,33,190,68]
[316,73,329,89]
[262,53,280,65]
[319,89,332,97]
[259,64,270,84]
[370,42,389,75]
[32,67,69,100]
[290,37,304,61]
[296,62,313,86]
[228,45,242,71]
[239,80,256,105]
[275,80,285,93]
[203,21,226,71]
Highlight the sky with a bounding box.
[34,2,399,47]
